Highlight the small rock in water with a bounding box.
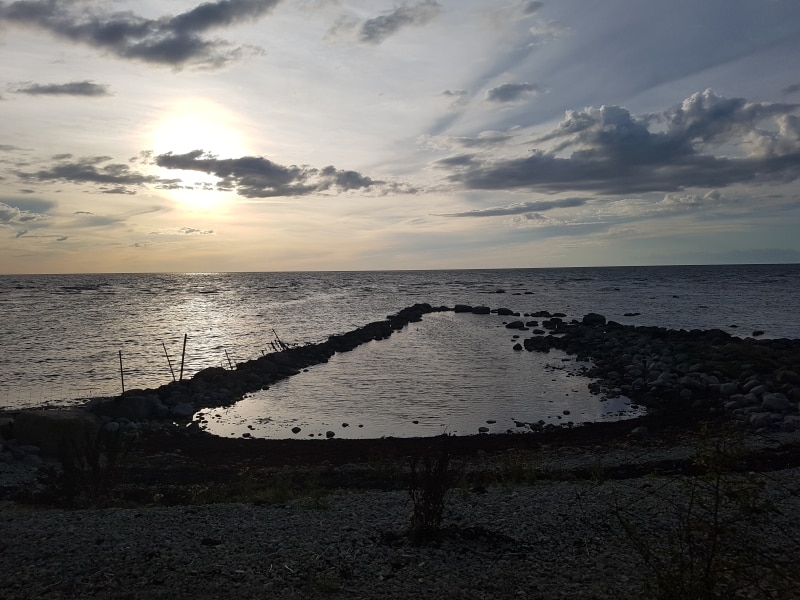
[752,330,765,337]
[342,422,349,428]
[478,426,490,433]
[325,430,335,438]
[486,419,496,424]
[291,426,301,434]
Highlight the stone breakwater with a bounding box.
[3,303,800,464]
[515,311,800,432]
[86,303,452,425]
[84,303,800,433]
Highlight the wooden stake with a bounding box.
[118,350,125,395]
[163,342,176,381]
[179,333,188,381]
[224,349,234,370]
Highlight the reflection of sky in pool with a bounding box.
[198,312,643,439]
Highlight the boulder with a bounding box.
[762,393,792,412]
[88,394,170,421]
[505,321,527,330]
[171,403,196,420]
[13,409,101,456]
[582,313,607,327]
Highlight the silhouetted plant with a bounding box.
[407,436,454,544]
[612,428,800,599]
[43,427,133,506]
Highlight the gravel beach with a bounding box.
[3,425,800,600]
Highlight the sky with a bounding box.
[1,0,800,274]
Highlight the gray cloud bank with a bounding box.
[438,197,586,217]
[0,0,279,69]
[485,82,543,103]
[446,90,800,195]
[329,1,441,45]
[12,80,110,96]
[14,155,172,194]
[359,1,440,44]
[154,150,380,197]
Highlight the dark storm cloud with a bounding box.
[154,150,380,198]
[12,80,110,96]
[0,0,279,69]
[485,82,543,103]
[437,197,586,217]
[448,90,800,195]
[357,1,441,44]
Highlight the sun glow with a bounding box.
[149,99,250,210]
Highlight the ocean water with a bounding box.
[1,265,798,438]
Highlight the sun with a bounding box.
[148,99,250,210]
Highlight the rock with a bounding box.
[752,330,765,337]
[719,382,738,397]
[171,403,196,420]
[776,370,800,385]
[471,306,491,315]
[496,308,515,316]
[453,304,473,313]
[89,394,169,421]
[749,412,774,428]
[326,430,335,438]
[291,427,301,434]
[13,409,101,456]
[513,343,523,351]
[762,393,792,412]
[505,321,527,330]
[0,417,13,441]
[103,421,121,434]
[20,453,43,467]
[630,426,649,439]
[478,426,490,433]
[582,313,607,327]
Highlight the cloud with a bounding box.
[355,1,441,44]
[0,0,279,69]
[14,155,170,193]
[441,89,468,108]
[446,90,800,195]
[12,80,111,96]
[154,150,381,197]
[485,82,544,103]
[782,84,800,97]
[0,200,50,232]
[437,197,587,217]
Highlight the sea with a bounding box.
[1,265,798,439]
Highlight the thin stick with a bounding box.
[179,333,188,381]
[224,349,234,370]
[118,350,125,395]
[163,342,176,381]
